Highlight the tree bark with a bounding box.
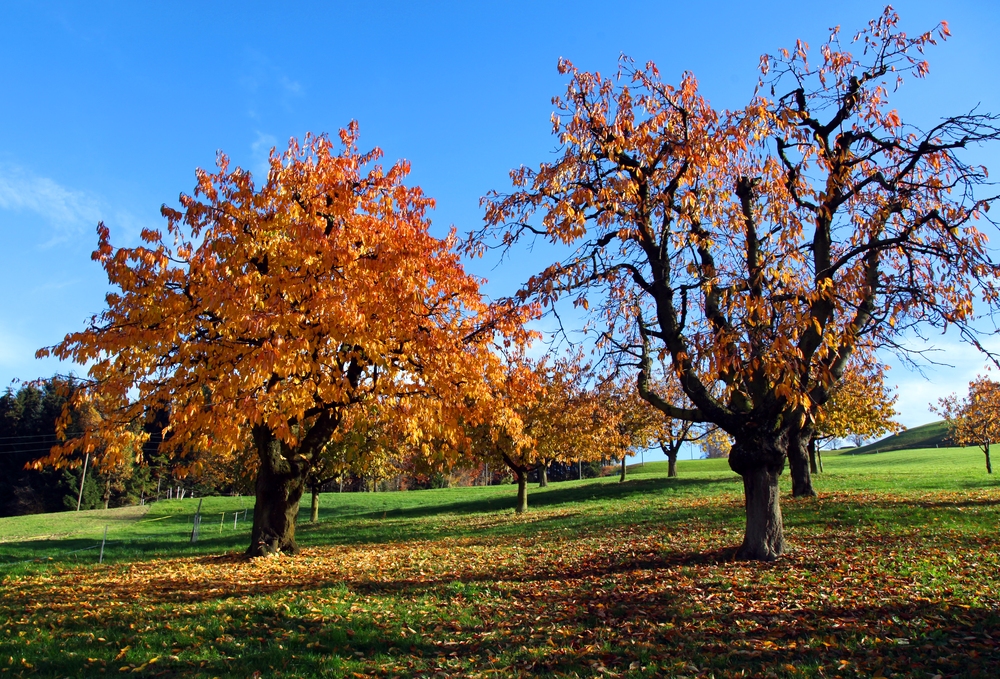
[310,485,320,523]
[539,463,548,487]
[787,426,816,497]
[736,465,785,561]
[808,436,818,474]
[619,456,627,483]
[729,434,787,561]
[248,421,338,557]
[515,469,528,514]
[985,443,993,474]
[660,440,680,478]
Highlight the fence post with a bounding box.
[190,498,203,543]
[99,525,108,564]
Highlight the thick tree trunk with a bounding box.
[736,465,785,561]
[787,427,816,497]
[310,485,320,523]
[729,434,787,561]
[668,453,677,478]
[248,426,309,556]
[515,469,528,514]
[539,464,548,488]
[619,456,627,483]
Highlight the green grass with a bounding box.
[2,447,999,678]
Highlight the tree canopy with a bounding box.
[38,126,533,554]
[478,9,1000,559]
[934,375,1000,474]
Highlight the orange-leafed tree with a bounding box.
[479,10,1000,560]
[632,372,702,477]
[698,426,733,461]
[813,363,901,471]
[933,375,1000,474]
[475,352,604,513]
[595,376,663,482]
[37,127,529,556]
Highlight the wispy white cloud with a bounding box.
[0,165,156,248]
[884,333,1000,428]
[240,49,306,116]
[279,76,303,96]
[251,131,279,178]
[0,166,103,245]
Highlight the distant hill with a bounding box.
[835,420,953,455]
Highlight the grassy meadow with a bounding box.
[1,446,998,678]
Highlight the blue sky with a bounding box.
[2,1,999,460]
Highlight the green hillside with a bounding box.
[838,419,952,455]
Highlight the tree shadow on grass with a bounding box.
[9,533,1000,678]
[350,476,735,521]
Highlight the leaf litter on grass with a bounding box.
[2,488,999,678]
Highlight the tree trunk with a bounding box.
[247,426,309,556]
[660,440,681,478]
[736,465,785,561]
[729,434,787,561]
[619,456,627,483]
[103,476,111,510]
[817,446,823,473]
[808,437,818,474]
[310,485,320,523]
[787,427,816,497]
[985,443,993,474]
[539,464,548,487]
[515,469,528,514]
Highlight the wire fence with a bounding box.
[0,508,251,570]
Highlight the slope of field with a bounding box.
[1,448,998,678]
[844,419,952,455]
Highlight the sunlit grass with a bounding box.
[1,446,999,677]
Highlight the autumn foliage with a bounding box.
[479,9,1000,559]
[815,363,901,447]
[38,126,532,555]
[934,375,1000,473]
[473,353,606,513]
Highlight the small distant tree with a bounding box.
[699,426,733,459]
[934,376,1000,474]
[475,353,604,513]
[596,377,662,482]
[656,419,697,477]
[812,363,901,474]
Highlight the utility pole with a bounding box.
[76,452,90,511]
